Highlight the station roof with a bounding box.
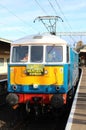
[80,46,86,53]
[76,45,86,53]
[0,37,11,54]
[0,38,12,44]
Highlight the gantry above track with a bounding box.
[57,32,86,36]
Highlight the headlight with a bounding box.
[33,84,38,89]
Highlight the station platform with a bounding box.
[0,74,7,82]
[65,67,86,130]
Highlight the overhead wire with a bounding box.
[48,0,58,15]
[47,0,68,33]
[0,3,36,34]
[34,0,48,15]
[0,22,28,35]
[34,0,61,34]
[0,1,80,43]
[34,0,71,40]
[55,0,73,31]
[47,1,67,33]
[47,0,76,43]
[54,0,76,43]
[35,0,74,36]
[33,0,80,44]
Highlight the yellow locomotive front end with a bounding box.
[10,64,63,88]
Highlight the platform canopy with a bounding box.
[80,46,86,53]
[0,38,12,55]
[0,38,12,44]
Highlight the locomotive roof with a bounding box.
[12,33,68,46]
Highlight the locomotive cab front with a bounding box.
[9,41,65,94]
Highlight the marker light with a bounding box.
[44,70,48,74]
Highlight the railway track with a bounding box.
[0,74,7,94]
[8,104,71,130]
[1,94,72,130]
[0,74,8,106]
[0,98,72,130]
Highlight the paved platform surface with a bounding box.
[65,67,86,130]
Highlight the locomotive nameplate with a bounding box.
[26,64,44,76]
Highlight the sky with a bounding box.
[0,0,86,44]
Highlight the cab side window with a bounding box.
[67,46,69,62]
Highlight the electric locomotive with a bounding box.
[6,33,79,114]
[6,16,79,115]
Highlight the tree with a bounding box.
[75,41,84,52]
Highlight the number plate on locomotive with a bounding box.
[26,64,44,76]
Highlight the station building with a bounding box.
[76,44,86,66]
[79,45,86,66]
[0,38,11,74]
